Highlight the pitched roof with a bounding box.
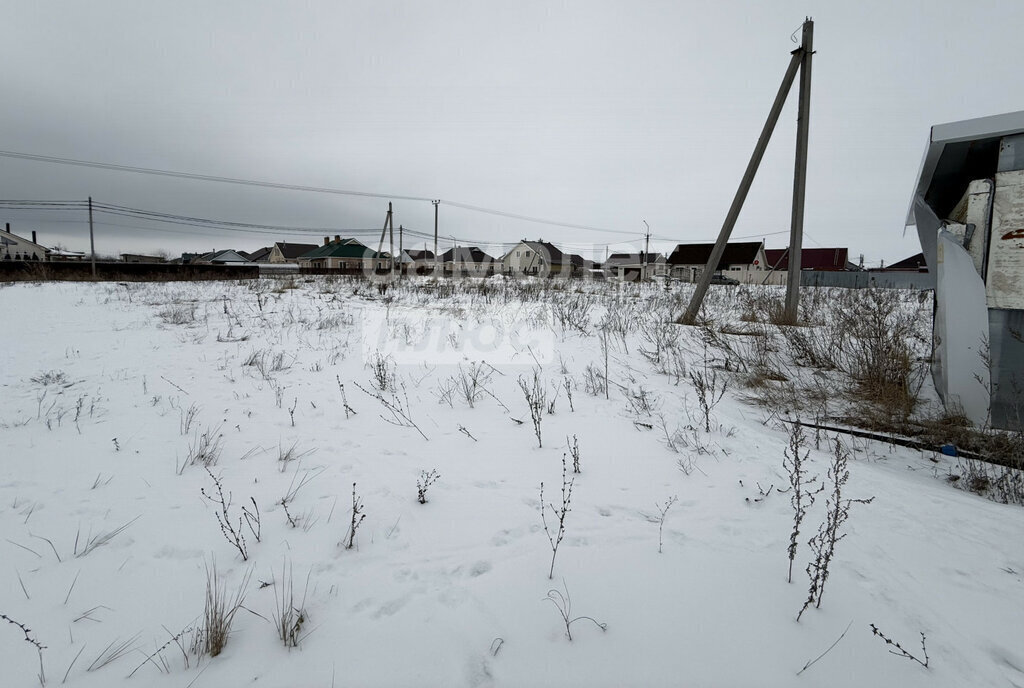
[883,252,928,271]
[0,228,50,254]
[275,242,318,259]
[404,249,435,260]
[521,240,564,262]
[202,250,250,263]
[440,246,495,263]
[763,247,849,271]
[300,238,380,260]
[667,241,762,268]
[247,246,273,262]
[605,252,664,266]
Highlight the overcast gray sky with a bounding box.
[1,0,1021,265]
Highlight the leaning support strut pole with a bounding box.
[680,49,802,325]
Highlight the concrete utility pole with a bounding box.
[432,200,440,275]
[375,202,393,273]
[783,18,814,323]
[398,224,403,278]
[88,196,96,277]
[681,18,813,325]
[388,206,395,276]
[643,220,650,280]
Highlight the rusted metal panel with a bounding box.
[986,170,1024,309]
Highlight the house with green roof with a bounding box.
[297,236,389,270]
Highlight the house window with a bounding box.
[516,251,520,257]
[730,266,742,271]
[525,250,531,256]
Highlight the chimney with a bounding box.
[5,223,9,233]
[32,231,37,244]
[334,235,341,243]
[323,236,329,246]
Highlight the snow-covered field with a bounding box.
[1,277,1022,688]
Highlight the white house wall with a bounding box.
[0,230,48,261]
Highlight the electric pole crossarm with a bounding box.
[680,48,804,325]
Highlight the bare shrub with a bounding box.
[552,293,595,336]
[158,303,196,325]
[344,482,366,550]
[869,624,929,669]
[367,352,395,391]
[354,380,427,440]
[30,369,69,386]
[201,468,260,561]
[456,361,492,408]
[947,455,1024,506]
[639,318,681,369]
[433,377,457,407]
[417,469,441,504]
[781,324,843,371]
[841,290,927,426]
[689,339,728,433]
[583,363,607,397]
[625,386,660,418]
[598,299,638,352]
[566,435,581,474]
[518,369,547,448]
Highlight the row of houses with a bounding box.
[196,237,898,282]
[2,223,926,282]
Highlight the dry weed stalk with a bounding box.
[540,454,575,579]
[798,438,874,621]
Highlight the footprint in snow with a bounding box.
[465,655,494,688]
[373,596,408,618]
[491,529,517,546]
[469,560,492,577]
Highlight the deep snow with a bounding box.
[1,278,1022,688]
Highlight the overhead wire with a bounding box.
[0,149,643,239]
[0,150,433,203]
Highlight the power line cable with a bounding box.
[0,150,433,203]
[0,149,642,238]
